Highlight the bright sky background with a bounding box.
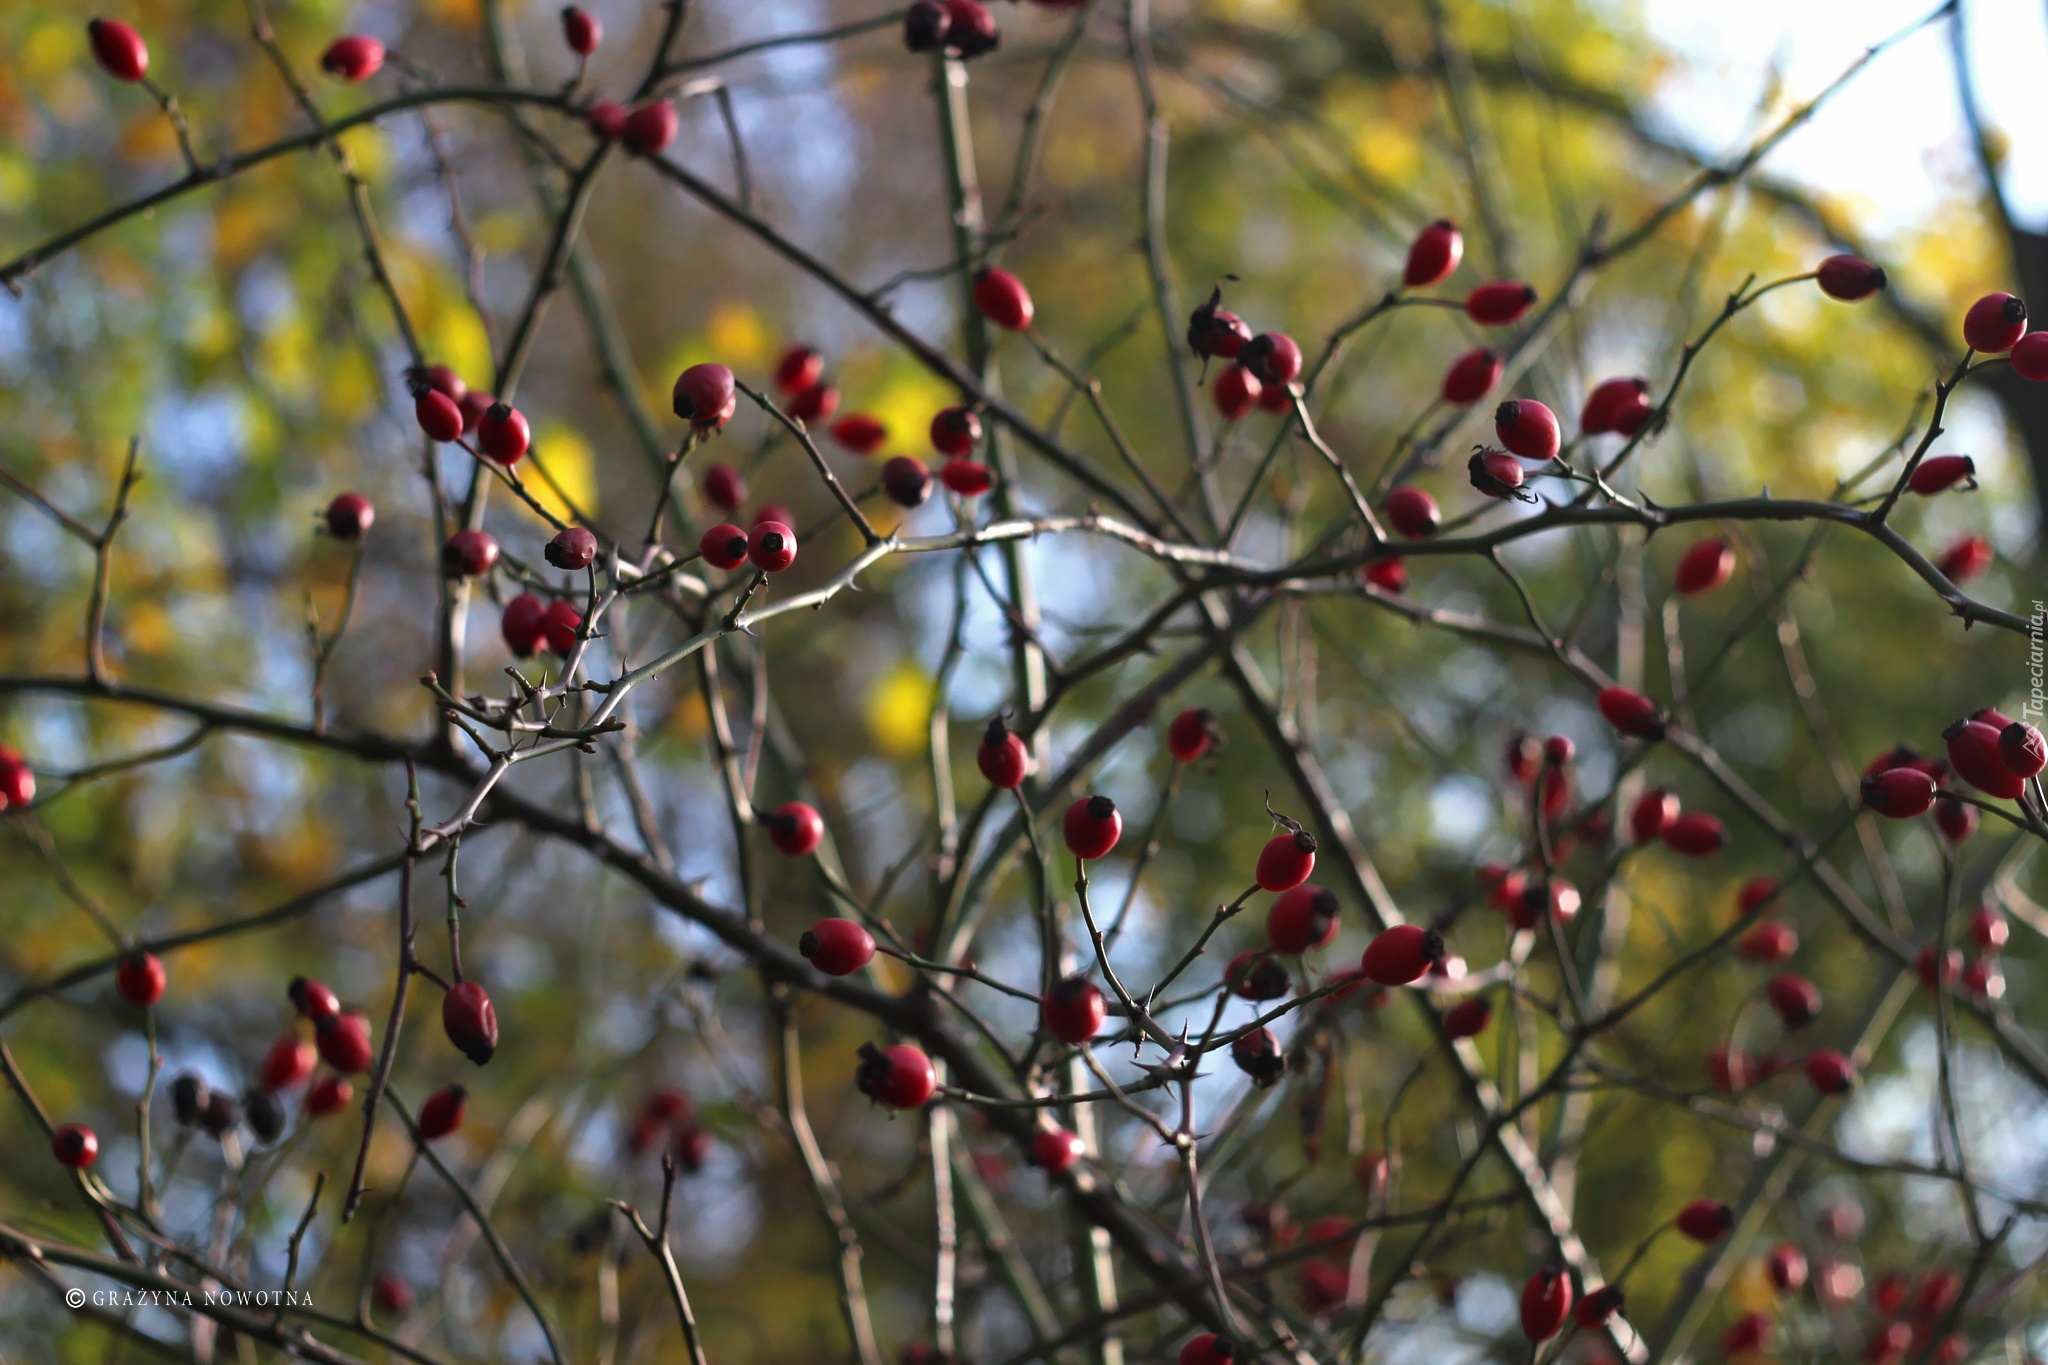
[1636,0,2048,239]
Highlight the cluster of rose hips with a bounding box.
[623,1086,714,1172]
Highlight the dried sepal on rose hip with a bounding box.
[1186,285,1252,362]
[855,1041,936,1110]
[1230,1027,1286,1088]
[1468,446,1535,502]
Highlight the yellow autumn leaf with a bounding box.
[529,421,600,522]
[867,661,933,760]
[707,302,774,370]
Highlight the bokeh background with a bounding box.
[3,0,2047,1361]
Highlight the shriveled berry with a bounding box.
[973,267,1034,330]
[87,18,149,82]
[1963,292,2027,353]
[546,526,598,571]
[976,716,1029,789]
[417,1084,467,1140]
[856,1041,937,1109]
[1241,332,1302,387]
[1466,281,1537,326]
[1404,220,1463,288]
[699,523,750,571]
[766,801,823,856]
[443,980,498,1065]
[1167,706,1220,762]
[321,35,385,83]
[1361,924,1443,986]
[326,493,374,540]
[673,363,736,428]
[800,918,876,976]
[748,521,798,572]
[623,101,679,156]
[1817,255,1886,301]
[882,456,932,508]
[442,529,499,579]
[1268,884,1340,954]
[1062,795,1121,859]
[1383,487,1441,539]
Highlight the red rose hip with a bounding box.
[116,951,165,1007]
[1255,829,1317,892]
[1268,884,1340,954]
[855,1042,936,1109]
[87,18,149,81]
[976,716,1030,789]
[800,918,876,976]
[1042,977,1106,1044]
[1494,399,1560,461]
[1361,924,1443,986]
[748,522,798,572]
[1062,795,1121,859]
[766,801,823,856]
[973,267,1034,330]
[1963,292,2027,353]
[1817,255,1886,301]
[1403,219,1463,288]
[443,980,498,1065]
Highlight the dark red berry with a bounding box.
[1767,973,1821,1029]
[326,493,373,540]
[416,388,465,442]
[942,0,1000,58]
[800,918,876,976]
[974,267,1034,330]
[1576,1285,1624,1329]
[561,6,601,56]
[316,1010,373,1074]
[904,0,950,52]
[1178,1336,1238,1365]
[1543,734,1574,764]
[623,101,679,156]
[1167,706,1220,762]
[977,716,1029,788]
[116,950,165,1007]
[1443,995,1493,1040]
[502,593,546,658]
[930,406,981,457]
[1935,534,1993,583]
[305,1074,352,1118]
[1468,447,1528,500]
[1519,1268,1573,1341]
[788,380,839,424]
[290,975,340,1021]
[1739,922,1797,963]
[1382,486,1440,538]
[1661,812,1725,856]
[2013,331,2048,380]
[855,1041,936,1109]
[672,1123,713,1172]
[1255,829,1317,892]
[476,403,530,464]
[939,459,994,497]
[587,101,627,140]
[1241,332,1302,387]
[1805,1048,1855,1094]
[1674,538,1734,596]
[1973,905,2008,952]
[1230,1027,1285,1087]
[1582,376,1650,434]
[673,363,735,428]
[1213,364,1262,421]
[766,801,823,857]
[1042,977,1106,1044]
[1268,885,1339,954]
[1935,794,1978,844]
[774,346,822,394]
[1440,348,1502,405]
[87,18,149,81]
[1362,556,1408,593]
[1062,795,1121,859]
[1862,767,1937,818]
[52,1123,99,1169]
[1963,292,2027,353]
[371,1272,413,1316]
[1187,289,1252,359]
[442,529,499,579]
[1494,399,1560,461]
[1817,255,1886,301]
[699,524,749,571]
[443,980,498,1065]
[749,522,797,573]
[1907,454,1976,495]
[1225,950,1291,1000]
[1999,721,2045,777]
[1676,1197,1734,1242]
[1768,1243,1808,1292]
[321,35,385,83]
[417,1084,467,1140]
[1466,281,1537,326]
[1031,1127,1084,1172]
[831,413,888,454]
[1945,717,2024,799]
[260,1037,315,1091]
[1721,1314,1772,1355]
[1597,686,1665,739]
[1361,924,1443,986]
[1404,220,1463,288]
[882,456,932,508]
[1629,788,1678,842]
[546,526,598,571]
[0,747,33,809]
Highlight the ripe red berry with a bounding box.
[441,529,499,579]
[1213,364,1262,421]
[1576,1285,1623,1330]
[940,459,994,497]
[2013,331,2048,380]
[1598,686,1665,739]
[856,1042,937,1109]
[1241,332,1302,387]
[1999,720,2045,777]
[443,980,498,1066]
[417,1084,467,1141]
[1178,1334,1239,1365]
[1936,534,1993,583]
[1767,973,1821,1029]
[1581,377,1649,434]
[1494,399,1560,461]
[1167,706,1220,762]
[1231,1027,1286,1087]
[1042,977,1106,1044]
[1816,254,1887,301]
[587,101,627,140]
[1767,1242,1808,1292]
[766,801,823,857]
[1963,292,2028,353]
[305,1074,352,1118]
[0,747,33,809]
[561,6,601,55]
[1675,1197,1733,1242]
[903,0,949,52]
[316,1009,373,1074]
[475,403,530,464]
[942,0,1000,57]
[700,523,750,571]
[52,1123,99,1169]
[415,387,465,442]
[1907,454,1976,496]
[1945,717,2025,799]
[1363,558,1408,593]
[800,918,876,976]
[1440,347,1503,406]
[774,345,823,394]
[1404,219,1463,288]
[1225,950,1291,1000]
[830,413,887,454]
[1661,812,1725,857]
[673,363,736,428]
[1468,447,1528,500]
[672,1123,713,1172]
[410,364,455,400]
[973,267,1034,330]
[1062,795,1122,859]
[1255,830,1317,892]
[1543,734,1574,764]
[1972,905,2008,952]
[977,716,1030,789]
[502,593,546,658]
[1519,1268,1573,1341]
[930,406,981,456]
[701,463,745,512]
[882,456,932,508]
[1629,788,1679,843]
[1862,767,1938,818]
[290,975,340,1021]
[788,381,839,424]
[540,599,590,657]
[749,521,798,572]
[1362,924,1444,986]
[371,1272,412,1316]
[1030,1127,1084,1172]
[1382,486,1441,539]
[458,390,493,433]
[1739,922,1798,964]
[260,1036,316,1091]
[1673,538,1734,596]
[116,950,165,1007]
[1268,884,1340,954]
[87,18,149,81]
[546,527,598,572]
[1466,281,1537,326]
[1805,1047,1856,1096]
[1443,995,1493,1040]
[325,492,373,540]
[1720,1313,1773,1356]
[1734,878,1779,918]
[321,35,385,83]
[1186,295,1251,360]
[623,101,679,155]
